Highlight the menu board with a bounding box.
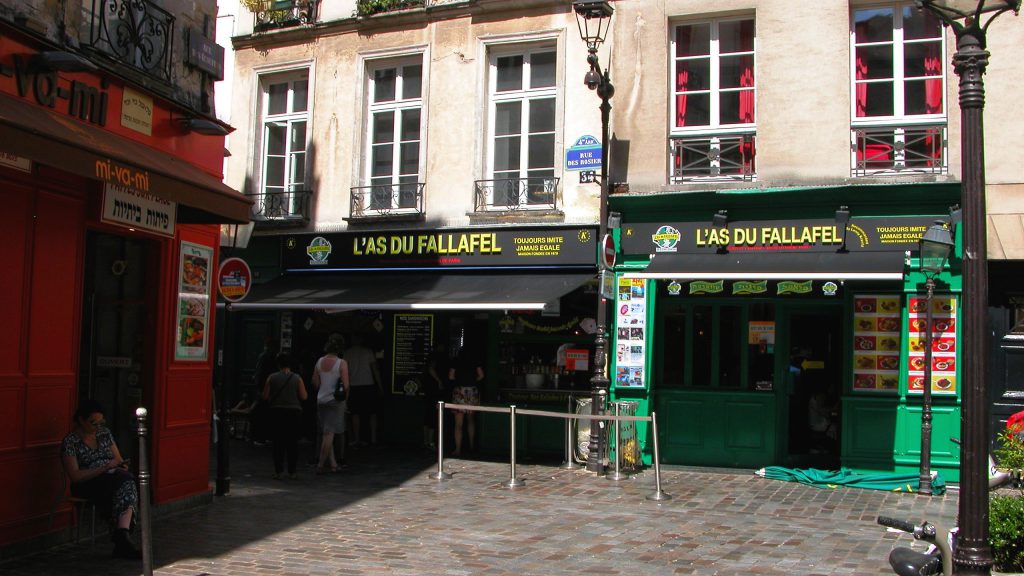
[392,314,433,395]
[908,295,957,395]
[175,242,213,361]
[615,278,647,388]
[852,295,901,392]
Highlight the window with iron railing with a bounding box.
[249,189,312,225]
[670,134,755,183]
[484,46,558,210]
[851,124,946,176]
[350,183,424,219]
[255,69,311,224]
[247,0,318,29]
[669,17,756,183]
[87,0,174,82]
[851,4,946,176]
[474,177,559,212]
[358,58,424,216]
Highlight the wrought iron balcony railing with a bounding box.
[88,0,174,82]
[248,190,312,227]
[350,183,425,219]
[248,0,319,30]
[669,134,756,183]
[852,124,947,177]
[474,177,559,212]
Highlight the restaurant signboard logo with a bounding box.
[733,280,768,295]
[777,280,812,295]
[652,225,681,252]
[307,236,332,265]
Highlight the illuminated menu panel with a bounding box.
[907,295,957,395]
[852,295,901,392]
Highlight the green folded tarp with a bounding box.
[755,466,946,495]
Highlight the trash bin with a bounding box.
[610,400,640,472]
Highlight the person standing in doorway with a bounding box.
[422,342,449,450]
[312,335,348,473]
[262,352,307,479]
[345,333,382,447]
[449,347,484,457]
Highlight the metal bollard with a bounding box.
[505,405,524,488]
[430,401,451,481]
[607,402,628,481]
[136,407,154,576]
[646,411,672,501]
[560,395,579,470]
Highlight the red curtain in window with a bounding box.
[924,45,943,163]
[855,23,869,117]
[675,69,689,127]
[739,63,755,172]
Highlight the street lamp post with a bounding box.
[917,221,955,496]
[912,1,1020,573]
[573,0,615,474]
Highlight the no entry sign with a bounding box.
[601,234,616,269]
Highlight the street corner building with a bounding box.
[0,0,249,552]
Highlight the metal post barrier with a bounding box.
[430,401,451,481]
[560,394,579,470]
[607,402,628,481]
[646,411,672,501]
[505,405,524,488]
[135,407,154,576]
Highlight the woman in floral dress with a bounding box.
[61,399,141,559]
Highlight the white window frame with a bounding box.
[850,3,947,175]
[485,43,559,210]
[362,55,425,214]
[256,67,311,218]
[668,17,756,183]
[850,3,947,125]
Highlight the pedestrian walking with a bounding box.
[344,333,382,447]
[261,352,307,479]
[313,335,349,473]
[448,347,484,457]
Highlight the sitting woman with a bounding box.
[61,399,141,559]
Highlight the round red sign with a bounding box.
[218,257,252,302]
[601,234,616,269]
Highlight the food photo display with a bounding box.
[852,295,901,392]
[907,295,957,395]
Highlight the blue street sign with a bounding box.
[565,135,602,171]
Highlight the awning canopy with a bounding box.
[0,93,251,224]
[625,251,907,280]
[229,272,596,310]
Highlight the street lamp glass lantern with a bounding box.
[919,221,954,276]
[573,0,614,48]
[916,0,1021,15]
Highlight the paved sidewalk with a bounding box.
[2,440,958,575]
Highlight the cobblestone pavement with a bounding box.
[3,440,959,575]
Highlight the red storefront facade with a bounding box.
[0,29,250,547]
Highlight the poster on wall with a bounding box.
[908,295,958,395]
[851,295,901,392]
[175,242,213,361]
[392,314,434,395]
[615,278,647,389]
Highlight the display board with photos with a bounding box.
[907,295,957,395]
[614,278,647,389]
[175,241,213,361]
[852,295,902,392]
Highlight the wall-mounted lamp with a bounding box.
[179,117,231,137]
[835,205,851,252]
[607,211,622,230]
[712,209,729,228]
[32,50,98,73]
[220,221,254,250]
[948,204,962,238]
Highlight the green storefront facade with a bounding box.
[606,182,966,482]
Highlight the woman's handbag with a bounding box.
[333,377,346,402]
